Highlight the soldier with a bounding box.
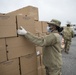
[62,24,74,54]
[17,19,63,75]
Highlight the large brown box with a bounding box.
[17,15,35,34]
[41,66,46,75]
[38,67,42,75]
[20,53,37,75]
[8,6,39,20]
[41,21,48,33]
[24,6,39,20]
[6,36,36,59]
[35,21,42,33]
[36,46,43,55]
[24,70,38,75]
[41,55,45,67]
[0,14,17,38]
[0,58,20,75]
[0,38,7,62]
[38,66,46,75]
[37,55,41,68]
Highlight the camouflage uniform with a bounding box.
[25,31,62,75]
[62,26,74,53]
[18,19,63,75]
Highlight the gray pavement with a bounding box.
[62,37,76,75]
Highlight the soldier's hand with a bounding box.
[17,26,27,35]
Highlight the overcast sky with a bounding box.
[0,0,76,26]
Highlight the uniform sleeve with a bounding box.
[24,32,57,47]
[71,30,74,37]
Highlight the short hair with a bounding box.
[67,24,70,27]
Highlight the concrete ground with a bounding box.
[62,37,76,75]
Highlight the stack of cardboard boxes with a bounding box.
[7,6,39,21]
[0,14,20,75]
[0,6,48,75]
[35,21,48,75]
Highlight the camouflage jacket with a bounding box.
[25,30,62,68]
[62,27,74,40]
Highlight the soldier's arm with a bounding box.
[24,32,57,47]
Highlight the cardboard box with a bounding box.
[38,66,46,75]
[0,58,20,75]
[20,53,37,75]
[41,55,45,67]
[34,21,42,33]
[37,55,41,68]
[41,66,46,75]
[25,6,39,20]
[24,70,38,75]
[17,15,35,34]
[0,14,17,38]
[7,6,39,20]
[6,36,36,59]
[36,46,43,55]
[41,21,48,33]
[38,67,42,75]
[0,38,7,62]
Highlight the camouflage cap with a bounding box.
[47,19,61,27]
